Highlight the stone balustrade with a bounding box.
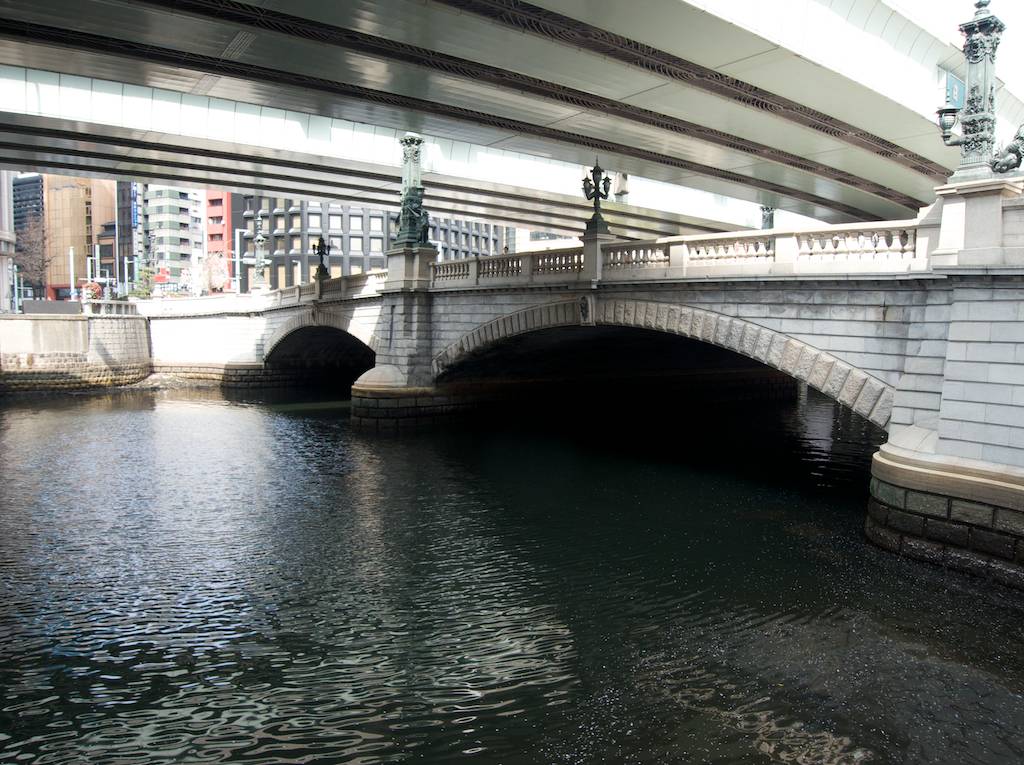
[428,219,929,288]
[83,300,139,316]
[429,247,586,288]
[602,243,670,269]
[684,232,775,262]
[796,223,917,261]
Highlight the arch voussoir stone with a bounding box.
[431,297,894,429]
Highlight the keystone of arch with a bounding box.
[431,297,894,430]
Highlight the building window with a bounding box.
[473,235,480,249]
[350,216,363,232]
[291,236,302,251]
[350,236,364,251]
[290,214,301,229]
[463,233,470,247]
[274,215,285,231]
[329,236,342,250]
[308,213,321,229]
[350,262,363,275]
[329,214,342,230]
[209,233,223,242]
[209,216,223,225]
[369,237,383,252]
[369,216,383,232]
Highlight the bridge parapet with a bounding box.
[432,247,586,287]
[428,219,929,290]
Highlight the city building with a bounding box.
[12,173,43,298]
[143,185,205,293]
[204,190,233,292]
[231,193,512,291]
[12,174,42,233]
[42,176,115,300]
[0,170,14,312]
[115,180,143,290]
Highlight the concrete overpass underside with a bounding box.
[0,0,977,225]
[0,114,738,240]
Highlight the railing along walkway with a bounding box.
[429,220,925,289]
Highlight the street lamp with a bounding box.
[313,235,330,281]
[935,0,1005,175]
[937,107,962,147]
[251,208,268,291]
[582,158,612,235]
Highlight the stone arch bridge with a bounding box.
[7,177,1024,586]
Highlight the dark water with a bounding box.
[1,388,1023,764]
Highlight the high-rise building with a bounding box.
[12,174,42,233]
[230,193,512,292]
[0,170,14,312]
[143,185,205,293]
[12,174,44,298]
[205,190,233,292]
[42,176,116,300]
[116,181,144,289]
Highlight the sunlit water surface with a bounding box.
[1,388,1023,764]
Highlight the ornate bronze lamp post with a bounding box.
[313,235,330,281]
[582,159,612,235]
[251,209,268,290]
[936,0,1006,176]
[394,133,431,247]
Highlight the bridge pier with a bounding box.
[350,241,447,430]
[865,176,1024,588]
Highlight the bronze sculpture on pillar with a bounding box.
[394,133,431,247]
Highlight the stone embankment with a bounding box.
[0,314,150,393]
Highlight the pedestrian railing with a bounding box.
[428,218,928,288]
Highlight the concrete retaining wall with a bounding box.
[0,315,151,392]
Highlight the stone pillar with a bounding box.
[866,178,1024,589]
[580,230,614,283]
[931,177,1024,267]
[350,242,441,431]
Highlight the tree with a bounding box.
[14,215,50,294]
[130,265,155,298]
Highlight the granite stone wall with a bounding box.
[0,316,151,392]
[867,475,1024,589]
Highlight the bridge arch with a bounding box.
[263,308,377,360]
[432,297,893,429]
[263,308,375,386]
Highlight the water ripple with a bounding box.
[1,390,1023,763]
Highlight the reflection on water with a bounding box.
[1,387,1023,764]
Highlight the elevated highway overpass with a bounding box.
[1,0,1023,228]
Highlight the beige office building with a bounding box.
[43,176,115,299]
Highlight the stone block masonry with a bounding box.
[868,449,1024,590]
[0,316,151,393]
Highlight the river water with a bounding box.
[1,388,1023,764]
